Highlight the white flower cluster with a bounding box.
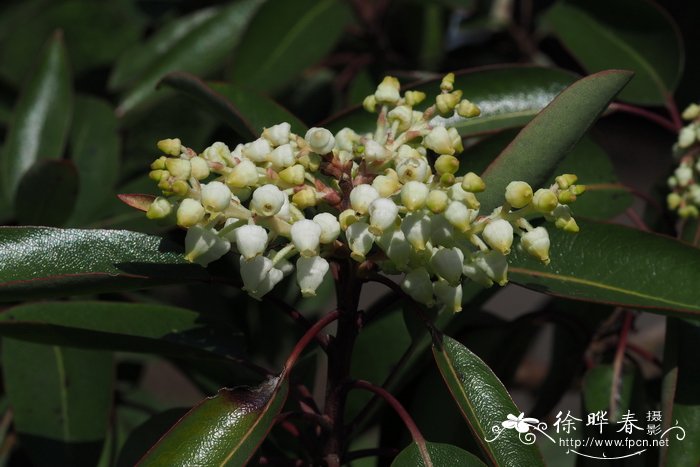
[668,103,700,218]
[144,74,583,310]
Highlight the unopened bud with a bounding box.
[157,138,181,155]
[456,99,480,118]
[679,125,696,148]
[314,212,341,243]
[363,140,392,162]
[532,189,559,213]
[203,142,232,165]
[482,219,514,254]
[667,192,682,210]
[505,181,533,208]
[423,126,455,155]
[521,227,550,264]
[555,174,578,189]
[292,187,317,209]
[339,209,359,230]
[176,198,205,228]
[373,174,401,197]
[146,197,172,220]
[461,172,485,192]
[251,184,286,217]
[240,255,283,299]
[346,221,375,262]
[201,181,232,212]
[444,201,474,231]
[291,219,322,256]
[375,76,401,105]
[242,138,272,163]
[474,251,508,286]
[369,197,399,235]
[165,158,191,180]
[363,95,377,113]
[190,156,210,180]
[401,181,429,211]
[262,122,291,146]
[306,127,335,154]
[436,91,462,115]
[279,164,305,186]
[335,128,360,151]
[401,212,431,251]
[440,73,455,92]
[555,217,579,233]
[388,105,413,131]
[427,190,449,213]
[435,154,459,175]
[404,90,426,106]
[151,156,167,170]
[227,159,259,188]
[396,157,430,183]
[268,144,295,169]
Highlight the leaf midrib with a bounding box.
[53,346,71,440]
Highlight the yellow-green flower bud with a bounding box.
[388,105,413,132]
[151,156,167,170]
[279,164,305,186]
[448,127,463,153]
[667,192,682,210]
[372,174,401,197]
[679,205,700,218]
[404,90,426,106]
[683,103,700,120]
[440,73,455,92]
[190,156,210,180]
[558,190,577,205]
[461,172,485,192]
[532,188,558,213]
[165,158,191,180]
[292,187,317,209]
[157,138,181,156]
[569,184,586,196]
[555,173,578,189]
[171,180,189,196]
[363,95,377,113]
[339,209,358,230]
[555,217,579,232]
[423,126,455,155]
[146,197,172,220]
[435,154,459,175]
[427,190,449,213]
[401,181,429,211]
[149,169,166,182]
[375,76,401,105]
[521,226,550,264]
[297,152,321,172]
[440,173,455,186]
[505,181,533,208]
[176,198,205,228]
[227,159,258,188]
[456,99,481,118]
[436,91,462,116]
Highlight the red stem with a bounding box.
[625,208,650,232]
[283,310,340,375]
[609,310,634,417]
[609,102,678,133]
[269,296,329,351]
[350,380,432,466]
[664,93,683,131]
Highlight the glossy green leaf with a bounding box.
[509,219,700,315]
[0,227,208,301]
[15,160,78,226]
[543,0,683,105]
[115,0,265,117]
[1,32,72,202]
[228,0,352,92]
[2,340,112,467]
[0,301,243,361]
[138,377,288,465]
[324,66,577,136]
[116,408,189,467]
[67,96,120,226]
[432,334,544,466]
[392,441,486,466]
[582,364,634,421]
[479,70,632,213]
[160,72,307,139]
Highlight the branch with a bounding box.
[283,310,340,375]
[610,310,635,417]
[268,296,329,351]
[609,102,678,133]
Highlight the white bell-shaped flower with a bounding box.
[675,164,693,187]
[202,142,231,165]
[474,250,508,286]
[396,157,429,183]
[335,128,360,151]
[201,181,232,212]
[291,219,322,256]
[147,197,172,220]
[430,247,464,286]
[176,199,205,228]
[190,156,210,180]
[397,144,421,160]
[423,126,454,155]
[250,184,286,217]
[401,181,429,211]
[268,144,295,169]
[374,76,400,105]
[482,219,514,254]
[305,127,335,154]
[368,197,398,235]
[346,221,374,262]
[350,184,380,214]
[372,174,401,197]
[462,261,494,288]
[242,138,272,162]
[401,268,434,306]
[429,214,455,248]
[376,227,410,270]
[239,255,283,299]
[313,212,341,244]
[444,201,473,232]
[363,140,392,162]
[227,159,259,188]
[433,279,463,312]
[401,212,431,251]
[387,105,412,131]
[234,224,268,260]
[262,122,291,146]
[521,226,551,264]
[505,181,533,209]
[296,256,330,297]
[184,226,231,266]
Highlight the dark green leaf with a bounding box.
[15,160,78,226]
[509,219,700,315]
[228,0,352,93]
[392,441,486,466]
[2,340,112,467]
[116,408,189,467]
[324,66,578,137]
[582,364,634,422]
[0,301,243,361]
[1,31,72,202]
[0,227,208,301]
[115,0,265,117]
[67,96,120,226]
[160,72,307,140]
[432,334,544,466]
[138,377,288,465]
[479,70,632,213]
[543,0,683,105]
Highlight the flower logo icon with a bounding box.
[502,413,540,433]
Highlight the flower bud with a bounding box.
[675,165,693,187]
[423,126,454,155]
[313,212,341,243]
[521,226,550,264]
[201,181,232,212]
[372,174,401,197]
[146,197,172,220]
[461,172,485,192]
[427,190,449,213]
[435,155,459,175]
[369,197,399,235]
[296,256,329,297]
[234,224,268,260]
[532,188,559,213]
[171,180,189,196]
[375,76,400,105]
[279,164,305,186]
[176,199,205,228]
[388,105,413,131]
[482,219,514,254]
[401,268,434,306]
[243,138,272,162]
[505,181,533,208]
[157,138,182,155]
[262,122,291,146]
[558,190,577,205]
[363,95,377,113]
[376,227,410,269]
[306,127,335,154]
[679,125,696,148]
[292,187,317,209]
[440,73,455,92]
[184,226,231,266]
[404,90,426,106]
[448,184,479,209]
[683,103,700,120]
[433,280,462,312]
[250,184,286,217]
[396,157,430,183]
[227,159,259,188]
[401,181,429,211]
[240,255,283,299]
[456,99,480,118]
[448,127,464,153]
[444,201,474,231]
[346,221,375,262]
[401,212,431,250]
[474,251,508,286]
[165,158,191,180]
[335,128,360,152]
[679,205,700,218]
[350,184,380,214]
[291,219,322,256]
[397,144,421,160]
[440,173,456,186]
[667,192,682,210]
[430,247,464,286]
[151,156,167,170]
[268,144,295,169]
[203,142,232,165]
[297,152,321,172]
[339,209,359,230]
[569,185,586,196]
[363,140,392,162]
[555,217,579,232]
[436,90,462,115]
[190,156,210,180]
[555,173,578,189]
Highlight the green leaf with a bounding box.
[116,408,189,467]
[227,0,352,93]
[479,70,632,213]
[0,301,243,361]
[67,96,120,226]
[1,31,72,203]
[582,364,634,422]
[138,377,288,465]
[2,340,112,467]
[115,0,265,118]
[324,66,577,137]
[543,0,683,105]
[392,441,486,466]
[15,160,78,226]
[432,334,544,466]
[0,227,208,301]
[508,219,700,315]
[160,72,307,139]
